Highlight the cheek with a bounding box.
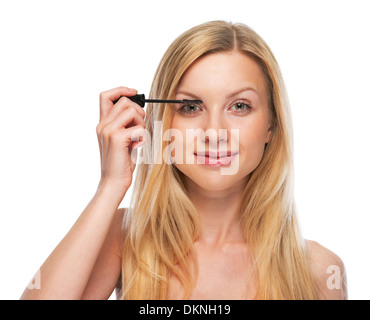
[170,114,269,178]
[170,117,198,162]
[238,123,269,171]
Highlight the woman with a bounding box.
[21,21,347,300]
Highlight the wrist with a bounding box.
[96,180,128,205]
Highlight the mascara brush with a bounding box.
[113,94,202,108]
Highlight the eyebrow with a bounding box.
[176,86,259,101]
[175,91,202,100]
[226,86,259,99]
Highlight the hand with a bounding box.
[96,86,147,192]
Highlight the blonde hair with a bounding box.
[120,20,318,299]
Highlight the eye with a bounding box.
[229,101,252,113]
[178,103,202,114]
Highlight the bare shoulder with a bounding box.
[305,239,348,300]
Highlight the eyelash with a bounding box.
[230,101,252,113]
[177,100,252,115]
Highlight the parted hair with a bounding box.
[119,20,318,299]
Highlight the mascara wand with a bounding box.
[113,94,202,108]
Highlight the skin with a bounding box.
[167,51,347,299]
[163,51,269,298]
[21,52,347,300]
[171,51,271,243]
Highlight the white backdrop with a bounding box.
[1,0,369,300]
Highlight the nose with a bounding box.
[200,108,228,147]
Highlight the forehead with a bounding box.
[178,51,267,95]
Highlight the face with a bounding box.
[170,51,272,192]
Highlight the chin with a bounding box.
[175,165,247,192]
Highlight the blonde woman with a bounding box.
[21,21,347,300]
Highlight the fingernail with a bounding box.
[133,141,145,150]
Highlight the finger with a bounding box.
[106,106,146,132]
[125,125,148,147]
[109,125,147,150]
[114,96,146,119]
[99,86,138,120]
[101,96,145,129]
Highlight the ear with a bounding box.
[264,126,272,144]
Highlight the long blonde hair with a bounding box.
[120,20,318,299]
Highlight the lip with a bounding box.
[194,151,239,158]
[194,151,239,167]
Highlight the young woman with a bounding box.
[21,20,347,300]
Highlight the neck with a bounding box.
[185,177,248,246]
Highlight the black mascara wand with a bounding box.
[114,94,202,108]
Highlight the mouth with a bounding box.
[194,151,239,167]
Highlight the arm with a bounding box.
[21,86,147,299]
[20,184,125,300]
[81,207,125,300]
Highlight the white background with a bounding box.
[0,0,369,300]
